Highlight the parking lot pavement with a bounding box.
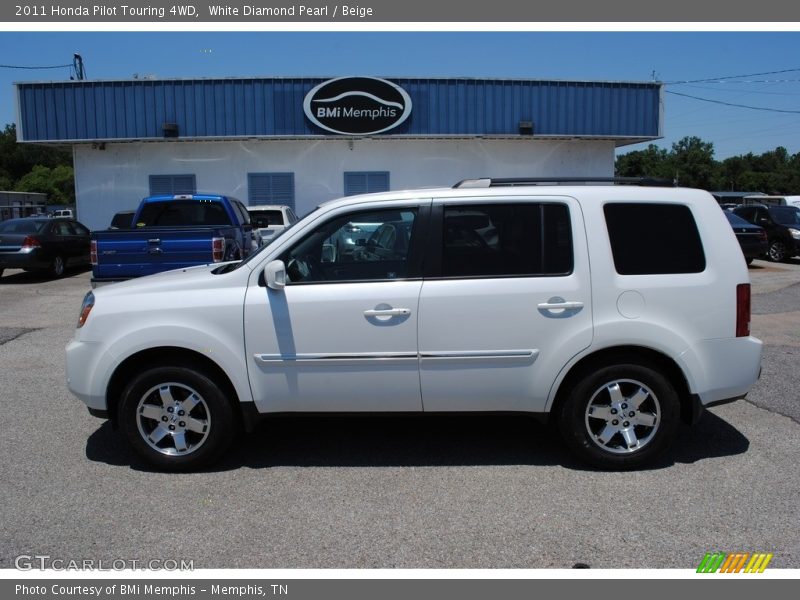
[0,261,799,569]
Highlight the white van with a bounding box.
[52,209,74,219]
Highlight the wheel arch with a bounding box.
[105,346,242,428]
[548,345,696,425]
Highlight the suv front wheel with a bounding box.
[118,366,237,471]
[557,363,680,470]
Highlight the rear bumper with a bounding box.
[739,241,768,260]
[0,251,49,270]
[685,336,763,406]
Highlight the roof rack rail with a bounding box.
[453,177,677,189]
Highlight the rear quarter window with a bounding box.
[604,203,706,275]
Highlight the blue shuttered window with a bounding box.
[248,173,295,209]
[344,172,390,196]
[149,174,196,195]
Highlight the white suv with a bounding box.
[66,178,763,471]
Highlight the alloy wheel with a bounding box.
[584,379,661,454]
[135,382,211,456]
[768,240,787,262]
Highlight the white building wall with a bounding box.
[73,138,615,230]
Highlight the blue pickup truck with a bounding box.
[91,194,257,286]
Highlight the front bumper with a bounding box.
[65,338,110,411]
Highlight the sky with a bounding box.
[1,31,800,160]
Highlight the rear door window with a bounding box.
[439,203,573,278]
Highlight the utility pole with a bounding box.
[73,54,85,80]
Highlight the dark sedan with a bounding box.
[0,218,91,278]
[725,211,768,264]
[733,205,800,262]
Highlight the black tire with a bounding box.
[118,366,237,471]
[557,362,680,470]
[767,239,788,263]
[51,254,66,277]
[745,257,754,265]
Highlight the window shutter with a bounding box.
[148,174,196,195]
[248,173,295,209]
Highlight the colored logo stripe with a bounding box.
[744,553,773,573]
[697,552,773,573]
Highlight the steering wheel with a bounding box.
[286,254,323,282]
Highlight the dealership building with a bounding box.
[15,76,663,230]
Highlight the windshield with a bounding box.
[769,206,800,225]
[0,219,48,234]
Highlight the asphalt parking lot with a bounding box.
[0,261,799,570]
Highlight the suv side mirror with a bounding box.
[264,260,286,290]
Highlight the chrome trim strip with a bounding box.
[419,350,539,364]
[254,350,538,366]
[254,352,418,366]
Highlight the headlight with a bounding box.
[77,291,95,328]
[789,228,800,240]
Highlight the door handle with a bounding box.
[537,301,584,310]
[363,308,411,317]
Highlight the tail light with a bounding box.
[90,240,98,265]
[757,230,767,242]
[736,283,751,337]
[20,236,41,251]
[212,237,225,262]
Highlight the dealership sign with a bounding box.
[303,77,412,135]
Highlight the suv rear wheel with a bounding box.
[557,363,680,470]
[118,366,237,471]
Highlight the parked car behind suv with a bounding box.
[733,204,800,262]
[0,217,90,278]
[66,179,762,471]
[247,205,299,247]
[724,211,768,264]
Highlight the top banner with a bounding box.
[3,0,800,22]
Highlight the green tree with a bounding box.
[668,136,716,189]
[14,164,74,204]
[0,123,73,201]
[615,144,670,179]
